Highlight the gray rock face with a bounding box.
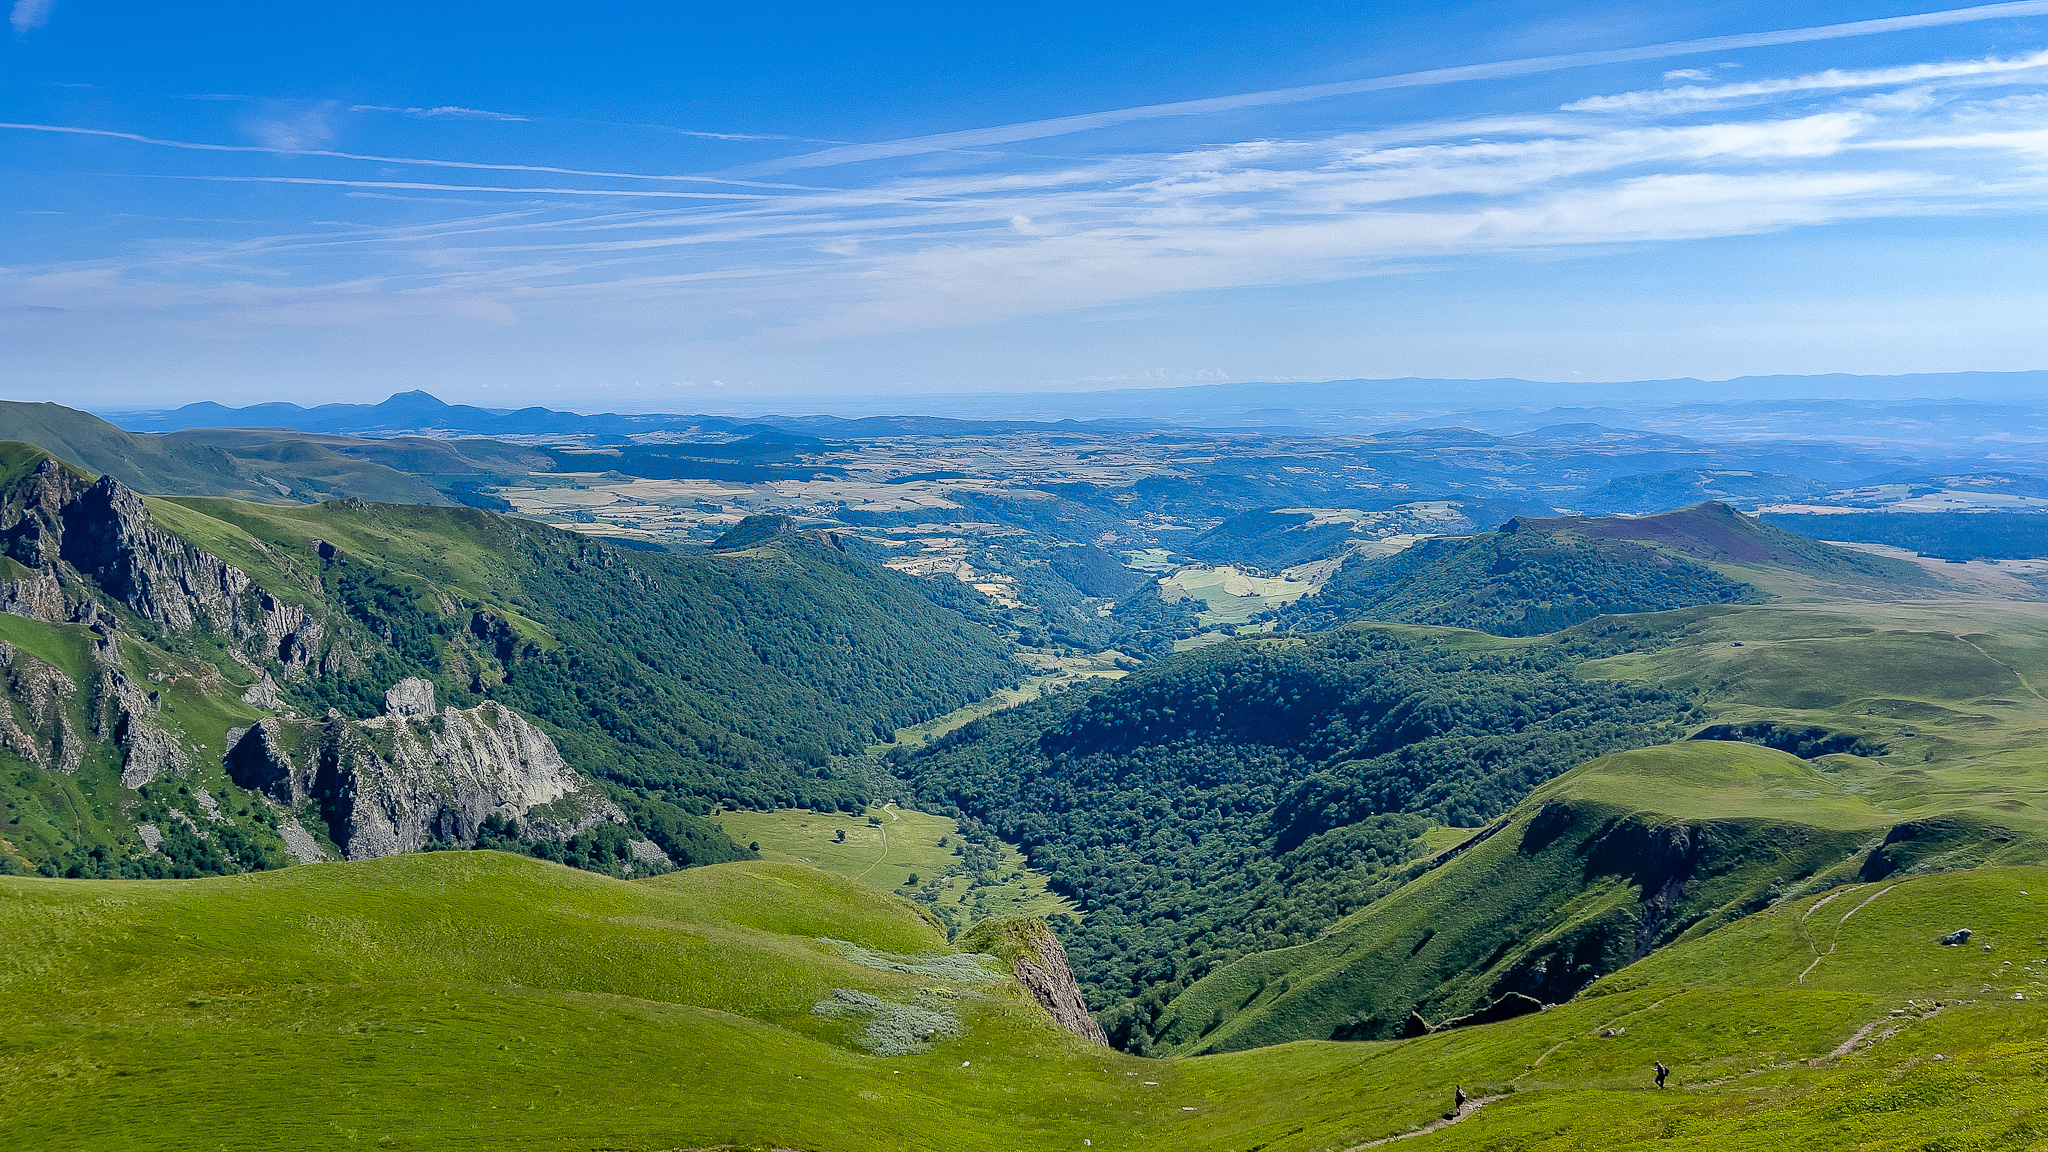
[384,677,436,718]
[225,695,622,860]
[0,640,81,773]
[256,591,323,673]
[1009,921,1111,1046]
[0,565,64,623]
[81,630,192,789]
[59,474,251,635]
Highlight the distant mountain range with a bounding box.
[105,389,1154,441]
[101,371,2048,453]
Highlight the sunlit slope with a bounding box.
[1161,742,1909,1054]
[8,852,2048,1150]
[1584,599,2048,871]
[1180,865,2048,1151]
[1165,597,2048,1057]
[0,853,1149,1152]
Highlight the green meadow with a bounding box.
[714,803,1077,927]
[7,851,2048,1150]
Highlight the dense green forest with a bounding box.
[1184,508,1361,570]
[1277,518,1760,635]
[236,510,1024,814]
[0,457,1024,879]
[896,623,1696,1050]
[1761,510,2048,561]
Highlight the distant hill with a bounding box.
[1280,508,1762,636]
[1763,510,2048,561]
[1183,508,1370,570]
[0,401,286,501]
[1553,501,1935,580]
[1574,468,1828,514]
[1280,503,1942,635]
[109,389,1158,440]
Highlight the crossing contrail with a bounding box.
[737,0,2048,173]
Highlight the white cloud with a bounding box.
[242,105,336,151]
[1663,69,1712,82]
[741,0,2048,172]
[351,105,530,122]
[10,33,2048,347]
[10,0,52,32]
[1567,48,2048,113]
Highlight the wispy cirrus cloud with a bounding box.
[351,104,530,122]
[1566,47,2048,112]
[734,0,2048,173]
[10,0,53,33]
[0,120,806,187]
[7,16,2048,349]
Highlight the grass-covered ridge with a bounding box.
[1278,503,1942,636]
[9,850,2048,1149]
[1159,595,2048,1054]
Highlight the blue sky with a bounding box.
[4,1,2048,410]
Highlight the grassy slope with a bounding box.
[1160,742,1889,1055]
[0,411,282,501]
[8,851,2048,1150]
[168,429,553,503]
[714,803,1077,926]
[1165,594,2048,1056]
[0,603,274,873]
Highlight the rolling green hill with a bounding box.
[0,401,287,501]
[1279,503,1942,636]
[1158,742,1891,1054]
[166,428,555,506]
[0,401,569,509]
[1278,511,1764,635]
[8,848,2048,1149]
[1158,595,2048,1054]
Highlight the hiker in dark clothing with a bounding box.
[1454,1086,1467,1111]
[1654,1062,1669,1089]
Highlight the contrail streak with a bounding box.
[0,121,812,188]
[738,0,2048,173]
[145,175,771,199]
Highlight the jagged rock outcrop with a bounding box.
[59,474,252,635]
[255,590,322,673]
[224,682,623,860]
[0,564,64,623]
[0,641,81,773]
[384,676,436,718]
[959,916,1109,1046]
[63,626,195,790]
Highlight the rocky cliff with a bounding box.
[0,454,632,875]
[2,460,322,664]
[960,916,1109,1046]
[225,678,625,860]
